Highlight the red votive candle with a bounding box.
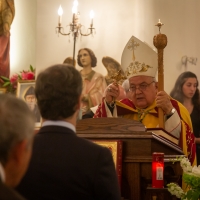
[152,152,164,188]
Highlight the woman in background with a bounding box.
[77,48,107,115]
[170,71,200,165]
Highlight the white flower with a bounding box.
[168,156,200,200]
[167,183,184,198]
[180,157,192,172]
[192,165,200,176]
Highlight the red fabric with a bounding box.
[0,35,10,78]
[93,98,107,118]
[171,99,196,165]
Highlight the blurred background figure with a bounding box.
[77,48,107,115]
[170,71,200,165]
[0,0,15,78]
[121,79,132,99]
[0,94,35,199]
[63,56,76,67]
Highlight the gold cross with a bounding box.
[110,70,127,84]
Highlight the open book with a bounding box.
[92,140,122,187]
[147,128,179,146]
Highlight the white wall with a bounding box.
[10,0,36,73]
[11,0,200,93]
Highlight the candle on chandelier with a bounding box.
[90,10,94,26]
[152,152,164,188]
[158,19,161,23]
[72,3,78,24]
[58,5,63,25]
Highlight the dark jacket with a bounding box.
[0,181,26,200]
[16,125,120,200]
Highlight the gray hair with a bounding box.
[122,79,130,93]
[0,94,35,164]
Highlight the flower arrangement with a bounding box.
[0,65,35,93]
[167,156,200,200]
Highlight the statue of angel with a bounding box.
[102,56,126,85]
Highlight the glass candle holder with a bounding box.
[152,152,164,188]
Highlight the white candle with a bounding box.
[73,0,78,7]
[158,19,161,23]
[90,10,94,25]
[58,5,63,24]
[72,5,77,14]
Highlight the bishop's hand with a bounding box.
[155,91,173,115]
[105,83,119,105]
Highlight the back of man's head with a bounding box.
[0,94,35,165]
[35,64,82,120]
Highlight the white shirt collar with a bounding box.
[0,162,5,183]
[42,120,76,133]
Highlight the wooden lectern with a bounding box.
[77,118,183,200]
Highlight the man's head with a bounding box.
[35,64,82,120]
[121,36,158,108]
[0,94,35,187]
[24,86,36,111]
[129,76,157,108]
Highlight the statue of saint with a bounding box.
[0,0,15,78]
[77,48,107,115]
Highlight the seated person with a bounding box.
[94,36,196,165]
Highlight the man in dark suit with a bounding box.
[17,64,120,200]
[0,94,35,200]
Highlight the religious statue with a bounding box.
[77,48,107,115]
[0,0,15,78]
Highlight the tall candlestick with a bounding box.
[56,0,95,69]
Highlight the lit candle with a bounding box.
[73,0,79,7]
[90,10,94,26]
[58,5,63,25]
[152,152,164,188]
[72,5,77,14]
[72,0,78,25]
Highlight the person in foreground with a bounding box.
[16,64,121,200]
[94,36,196,165]
[170,71,200,165]
[0,94,35,200]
